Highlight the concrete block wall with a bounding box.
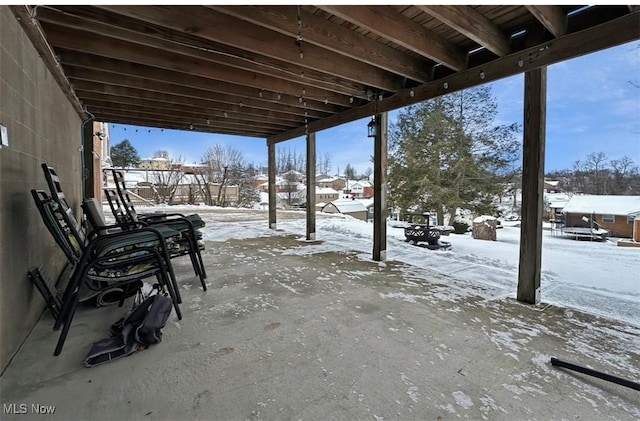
[1,6,83,372]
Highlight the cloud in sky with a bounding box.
[109,41,640,175]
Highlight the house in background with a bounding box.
[562,195,640,238]
[317,175,346,192]
[321,198,368,221]
[545,192,572,221]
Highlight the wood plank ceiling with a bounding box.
[11,5,640,143]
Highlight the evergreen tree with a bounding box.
[388,86,520,224]
[110,139,141,168]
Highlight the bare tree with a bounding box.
[317,152,332,175]
[195,145,244,206]
[150,154,184,204]
[583,152,609,194]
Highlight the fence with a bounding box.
[126,184,239,206]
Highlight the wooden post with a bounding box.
[306,132,316,240]
[268,141,277,229]
[517,67,547,304]
[373,112,388,261]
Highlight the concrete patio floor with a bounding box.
[1,225,639,420]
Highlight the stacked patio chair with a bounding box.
[108,169,207,289]
[88,192,206,302]
[31,189,182,356]
[40,163,203,302]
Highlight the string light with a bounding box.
[409,89,415,98]
[480,70,485,80]
[349,96,354,104]
[189,123,194,130]
[518,57,524,67]
[224,111,228,118]
[297,5,309,136]
[443,81,449,89]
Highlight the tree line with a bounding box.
[547,152,640,195]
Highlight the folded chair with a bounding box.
[109,169,208,286]
[31,190,182,356]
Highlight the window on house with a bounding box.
[627,215,635,224]
[602,215,615,223]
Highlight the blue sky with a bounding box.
[108,40,640,174]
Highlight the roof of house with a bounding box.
[562,195,640,215]
[323,199,367,213]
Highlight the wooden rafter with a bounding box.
[36,7,369,100]
[75,88,306,125]
[59,55,339,116]
[417,5,511,57]
[210,5,433,83]
[319,5,467,71]
[95,5,406,92]
[268,12,640,144]
[525,5,567,38]
[43,23,354,108]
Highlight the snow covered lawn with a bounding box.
[143,205,640,327]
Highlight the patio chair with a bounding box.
[31,190,183,356]
[39,163,194,303]
[87,194,206,299]
[109,170,208,285]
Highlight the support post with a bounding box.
[268,142,277,229]
[373,112,388,261]
[517,67,547,304]
[306,132,316,240]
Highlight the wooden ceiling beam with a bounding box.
[95,109,277,137]
[210,5,433,83]
[525,6,567,38]
[43,23,354,108]
[74,88,306,125]
[96,5,406,92]
[35,6,367,99]
[97,115,271,138]
[416,5,511,57]
[59,54,339,116]
[81,98,297,131]
[269,12,640,144]
[318,5,467,71]
[66,68,329,120]
[83,100,294,132]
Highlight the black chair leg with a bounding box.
[54,291,80,356]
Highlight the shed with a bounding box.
[322,199,368,221]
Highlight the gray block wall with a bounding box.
[1,6,83,372]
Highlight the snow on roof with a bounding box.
[324,199,367,213]
[562,195,640,215]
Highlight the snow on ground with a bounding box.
[134,205,640,327]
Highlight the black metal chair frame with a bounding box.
[41,163,190,302]
[109,169,207,289]
[31,189,182,356]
